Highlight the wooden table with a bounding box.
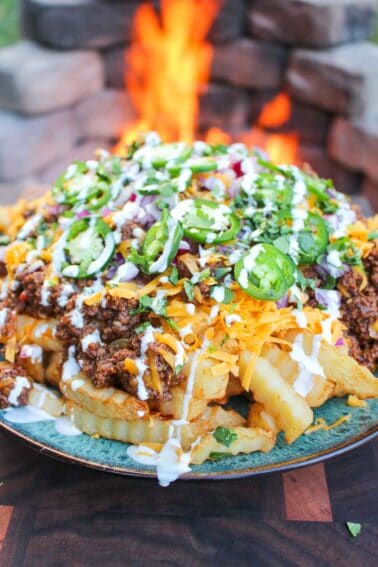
[0,430,376,566]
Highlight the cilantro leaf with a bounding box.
[163,317,179,332]
[213,426,238,447]
[135,322,153,334]
[368,230,378,241]
[131,294,167,316]
[346,522,361,538]
[184,280,194,302]
[168,266,179,285]
[223,287,234,305]
[209,452,231,461]
[214,267,231,280]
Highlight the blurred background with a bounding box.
[0,0,377,209]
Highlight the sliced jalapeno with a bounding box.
[297,212,329,265]
[62,218,115,279]
[130,210,183,274]
[234,244,288,301]
[171,199,241,244]
[134,143,191,168]
[167,157,217,175]
[84,184,112,210]
[258,243,296,287]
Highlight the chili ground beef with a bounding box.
[0,363,31,408]
[338,245,378,371]
[57,294,184,400]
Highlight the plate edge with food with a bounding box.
[0,133,377,486]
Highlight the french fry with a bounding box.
[15,315,62,352]
[28,383,63,417]
[190,426,275,465]
[285,331,378,399]
[17,353,45,384]
[261,343,335,407]
[183,356,229,400]
[65,400,245,451]
[62,374,150,421]
[45,351,63,388]
[240,352,313,443]
[151,385,208,421]
[247,402,279,435]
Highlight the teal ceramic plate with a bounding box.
[0,397,377,480]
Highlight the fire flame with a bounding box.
[116,0,299,165]
[115,0,219,150]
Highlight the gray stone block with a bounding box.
[212,39,287,89]
[199,83,250,131]
[0,109,77,180]
[287,42,378,114]
[328,115,378,182]
[23,0,140,49]
[299,144,361,194]
[248,0,376,47]
[209,0,245,44]
[0,178,41,205]
[104,46,125,88]
[362,176,378,213]
[74,89,136,141]
[0,41,104,115]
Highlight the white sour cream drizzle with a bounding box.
[211,285,225,304]
[127,339,209,486]
[4,406,55,423]
[54,416,82,436]
[20,344,43,363]
[133,326,162,401]
[291,334,325,397]
[8,376,31,406]
[81,329,102,352]
[16,214,42,240]
[0,307,9,330]
[148,218,181,273]
[238,245,263,289]
[62,346,81,381]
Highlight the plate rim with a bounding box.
[0,417,377,480]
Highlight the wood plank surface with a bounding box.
[0,430,377,566]
[283,463,332,522]
[0,505,13,552]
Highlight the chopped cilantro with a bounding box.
[214,267,231,279]
[368,230,378,241]
[131,294,167,316]
[163,317,179,332]
[168,266,179,285]
[209,451,231,461]
[297,271,316,292]
[213,426,238,447]
[346,522,361,538]
[223,287,234,305]
[192,268,211,283]
[174,364,183,375]
[207,344,217,354]
[184,280,194,302]
[135,322,153,334]
[323,274,336,290]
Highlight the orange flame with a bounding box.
[116,1,299,165]
[116,0,220,149]
[257,92,292,128]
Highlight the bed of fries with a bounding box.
[0,135,377,487]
